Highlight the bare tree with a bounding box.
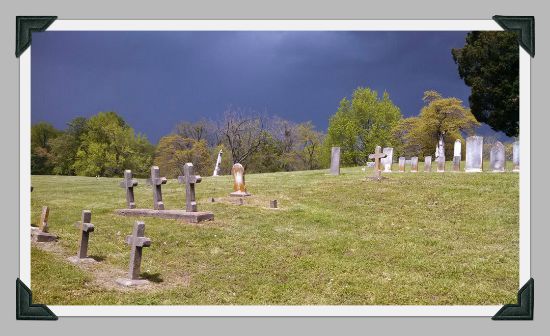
[218,106,268,167]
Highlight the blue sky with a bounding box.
[31,30,506,143]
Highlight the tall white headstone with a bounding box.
[436,135,445,172]
[513,141,520,172]
[212,149,223,176]
[382,147,394,172]
[453,139,462,172]
[330,147,341,175]
[490,141,505,172]
[465,136,483,172]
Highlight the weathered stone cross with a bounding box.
[146,166,167,210]
[125,221,152,280]
[39,206,49,233]
[74,210,95,259]
[120,170,138,209]
[178,163,202,212]
[368,146,387,180]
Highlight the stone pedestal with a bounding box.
[31,227,57,242]
[114,209,214,223]
[115,278,150,287]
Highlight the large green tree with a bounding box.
[452,31,519,137]
[31,122,60,174]
[393,90,479,158]
[154,134,211,178]
[49,117,87,175]
[325,87,402,165]
[72,112,153,177]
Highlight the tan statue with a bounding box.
[230,163,251,197]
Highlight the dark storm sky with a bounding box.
[31,30,503,143]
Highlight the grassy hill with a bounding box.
[30,164,519,305]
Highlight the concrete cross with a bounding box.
[178,163,202,212]
[146,166,167,210]
[125,221,152,280]
[39,206,49,233]
[74,210,95,259]
[120,170,138,209]
[368,146,387,180]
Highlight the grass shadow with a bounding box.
[88,255,106,262]
[140,272,163,283]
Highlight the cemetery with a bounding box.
[30,139,520,304]
[28,30,522,307]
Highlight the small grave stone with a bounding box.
[436,136,446,172]
[330,147,341,175]
[465,136,483,172]
[178,163,202,212]
[513,141,520,172]
[212,149,223,176]
[490,141,505,172]
[452,139,461,172]
[382,147,394,172]
[270,200,278,208]
[398,157,405,172]
[68,210,96,263]
[210,197,216,202]
[230,163,251,197]
[424,156,432,172]
[146,166,167,210]
[116,221,152,287]
[410,157,419,172]
[368,146,387,181]
[119,170,138,209]
[31,206,58,242]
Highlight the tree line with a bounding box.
[31,31,519,177]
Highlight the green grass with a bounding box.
[30,163,519,305]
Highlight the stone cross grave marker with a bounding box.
[230,163,251,196]
[453,139,462,172]
[368,146,387,181]
[490,141,505,172]
[410,157,419,172]
[382,147,394,172]
[212,149,223,176]
[424,156,432,172]
[39,206,49,233]
[31,206,58,242]
[465,136,483,172]
[178,163,202,212]
[69,210,95,263]
[116,221,152,287]
[120,170,138,209]
[398,157,405,172]
[513,141,520,172]
[146,166,167,210]
[330,147,341,175]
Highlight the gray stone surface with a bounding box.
[465,136,483,172]
[212,149,223,176]
[124,221,151,281]
[381,147,394,172]
[424,156,432,172]
[39,205,49,232]
[330,147,341,175]
[513,141,520,172]
[398,157,405,172]
[452,156,460,172]
[368,146,387,181]
[410,157,418,172]
[230,163,251,196]
[119,169,138,209]
[490,141,506,172]
[435,135,445,172]
[31,206,58,242]
[74,210,95,259]
[178,162,202,212]
[115,278,150,287]
[146,166,167,210]
[114,208,214,223]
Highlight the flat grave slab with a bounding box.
[114,208,214,223]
